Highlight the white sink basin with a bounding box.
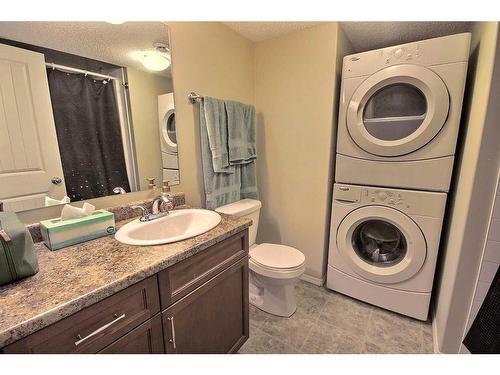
[115,209,222,246]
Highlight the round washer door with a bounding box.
[347,64,449,157]
[336,205,426,284]
[161,109,177,153]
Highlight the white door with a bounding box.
[336,206,427,284]
[347,64,450,157]
[0,43,66,212]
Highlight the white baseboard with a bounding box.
[300,273,325,286]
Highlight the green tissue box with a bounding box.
[40,210,116,251]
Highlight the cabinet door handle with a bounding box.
[74,313,126,347]
[167,316,176,350]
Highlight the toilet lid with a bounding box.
[250,243,305,270]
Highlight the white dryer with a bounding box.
[158,93,179,184]
[327,183,447,320]
[336,33,470,192]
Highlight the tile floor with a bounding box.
[239,280,434,354]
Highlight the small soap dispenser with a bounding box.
[162,180,170,194]
[146,178,156,190]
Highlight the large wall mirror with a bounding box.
[0,22,179,213]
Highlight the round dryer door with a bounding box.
[336,206,426,284]
[162,109,177,153]
[347,64,450,157]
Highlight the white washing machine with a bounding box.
[327,183,447,320]
[335,33,470,192]
[158,93,179,184]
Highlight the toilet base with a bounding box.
[249,271,300,317]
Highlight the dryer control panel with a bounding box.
[341,32,471,79]
[333,183,447,218]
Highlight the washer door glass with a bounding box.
[347,64,449,157]
[363,84,427,141]
[352,219,407,266]
[336,205,426,284]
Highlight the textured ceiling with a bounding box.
[224,21,474,51]
[223,22,323,42]
[0,22,171,77]
[341,22,474,52]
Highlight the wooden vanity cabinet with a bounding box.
[2,229,249,354]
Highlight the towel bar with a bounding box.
[188,92,202,103]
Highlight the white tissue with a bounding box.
[45,195,71,207]
[60,202,96,221]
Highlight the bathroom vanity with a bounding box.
[0,208,251,354]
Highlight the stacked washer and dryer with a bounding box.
[158,93,180,184]
[327,33,471,320]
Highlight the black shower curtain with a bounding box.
[47,69,131,201]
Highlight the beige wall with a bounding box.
[434,22,500,353]
[127,67,172,191]
[167,22,255,207]
[254,23,347,282]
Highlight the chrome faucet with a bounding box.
[152,194,173,215]
[131,180,175,222]
[113,187,126,194]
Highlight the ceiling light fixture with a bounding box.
[131,43,171,72]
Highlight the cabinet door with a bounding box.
[162,257,249,354]
[99,315,164,354]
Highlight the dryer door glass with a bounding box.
[363,84,427,141]
[346,64,450,157]
[166,112,177,144]
[352,219,407,266]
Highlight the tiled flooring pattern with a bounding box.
[239,281,434,354]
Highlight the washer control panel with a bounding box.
[334,184,447,218]
[334,184,410,209]
[365,188,408,208]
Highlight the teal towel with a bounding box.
[202,97,234,174]
[225,100,257,165]
[199,98,258,209]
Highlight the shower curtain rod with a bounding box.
[45,62,118,81]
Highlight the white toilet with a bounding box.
[215,199,306,317]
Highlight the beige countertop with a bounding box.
[0,212,251,348]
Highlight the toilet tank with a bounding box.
[215,199,261,246]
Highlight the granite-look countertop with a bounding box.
[0,212,251,348]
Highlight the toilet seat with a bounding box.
[249,243,305,279]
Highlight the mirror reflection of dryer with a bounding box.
[158,92,179,184]
[327,183,447,320]
[336,33,471,192]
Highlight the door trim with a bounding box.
[336,205,427,284]
[347,64,450,157]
